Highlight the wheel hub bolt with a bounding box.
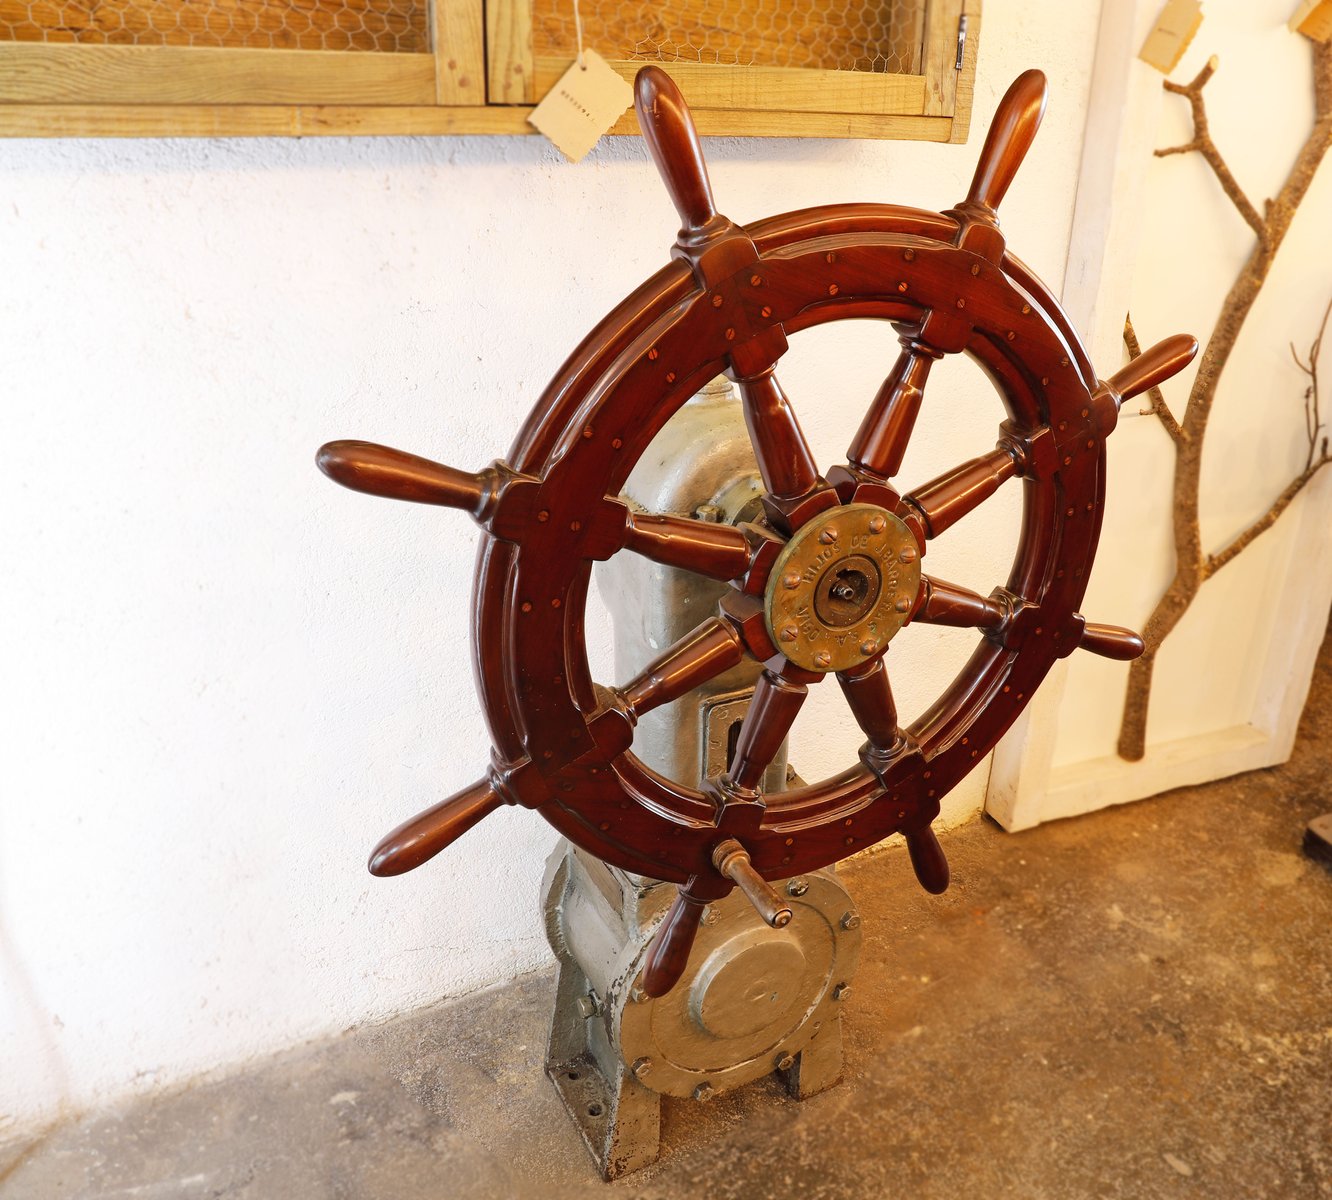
[783,572,801,589]
[899,546,918,564]
[818,526,838,544]
[868,515,887,534]
[860,640,877,656]
[895,596,912,613]
[775,1052,796,1072]
[779,624,799,642]
[814,651,832,668]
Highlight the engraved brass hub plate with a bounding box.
[764,503,922,673]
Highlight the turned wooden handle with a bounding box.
[905,826,950,895]
[1079,622,1145,661]
[634,66,718,239]
[641,889,706,997]
[317,440,485,511]
[964,69,1048,215]
[368,778,503,877]
[1106,334,1199,401]
[713,839,792,929]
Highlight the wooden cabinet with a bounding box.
[0,0,978,139]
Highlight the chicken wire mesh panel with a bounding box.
[534,0,928,74]
[0,0,430,51]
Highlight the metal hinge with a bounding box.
[955,14,969,70]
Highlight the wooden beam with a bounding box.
[431,0,485,106]
[948,0,981,143]
[0,102,956,141]
[533,58,928,118]
[921,0,964,117]
[0,44,436,105]
[486,0,533,103]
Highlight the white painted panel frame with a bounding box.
[987,0,1332,830]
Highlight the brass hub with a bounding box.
[764,504,922,673]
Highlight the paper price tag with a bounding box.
[1139,0,1204,74]
[1289,0,1332,43]
[528,49,634,163]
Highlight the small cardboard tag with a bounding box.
[527,49,634,163]
[1139,0,1204,73]
[1289,0,1332,42]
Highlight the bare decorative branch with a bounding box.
[1205,296,1332,576]
[1207,296,1331,574]
[1206,452,1331,576]
[1124,314,1185,443]
[1155,140,1202,158]
[1117,42,1332,762]
[1293,296,1330,471]
[1154,56,1268,242]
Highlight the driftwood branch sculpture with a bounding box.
[1117,42,1332,761]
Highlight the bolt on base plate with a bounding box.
[546,1046,660,1182]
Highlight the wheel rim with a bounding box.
[478,219,1104,885]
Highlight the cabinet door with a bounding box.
[0,0,976,139]
[0,0,485,133]
[491,0,980,141]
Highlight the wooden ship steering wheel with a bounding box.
[318,67,1196,998]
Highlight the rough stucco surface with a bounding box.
[1,2,1103,1137]
[5,620,1330,1199]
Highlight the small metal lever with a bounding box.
[712,839,793,928]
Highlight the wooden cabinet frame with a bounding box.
[0,0,978,139]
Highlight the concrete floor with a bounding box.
[6,633,1332,1199]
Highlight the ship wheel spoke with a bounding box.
[642,883,707,998]
[617,617,746,721]
[847,339,942,481]
[736,369,822,502]
[1076,620,1144,660]
[635,65,817,512]
[837,656,905,759]
[1106,333,1199,404]
[899,445,1019,541]
[911,575,1009,633]
[947,69,1048,261]
[316,440,538,542]
[621,509,753,582]
[724,667,808,794]
[368,777,503,878]
[317,440,492,511]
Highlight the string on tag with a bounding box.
[573,0,586,69]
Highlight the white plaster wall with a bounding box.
[0,1,1103,1138]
